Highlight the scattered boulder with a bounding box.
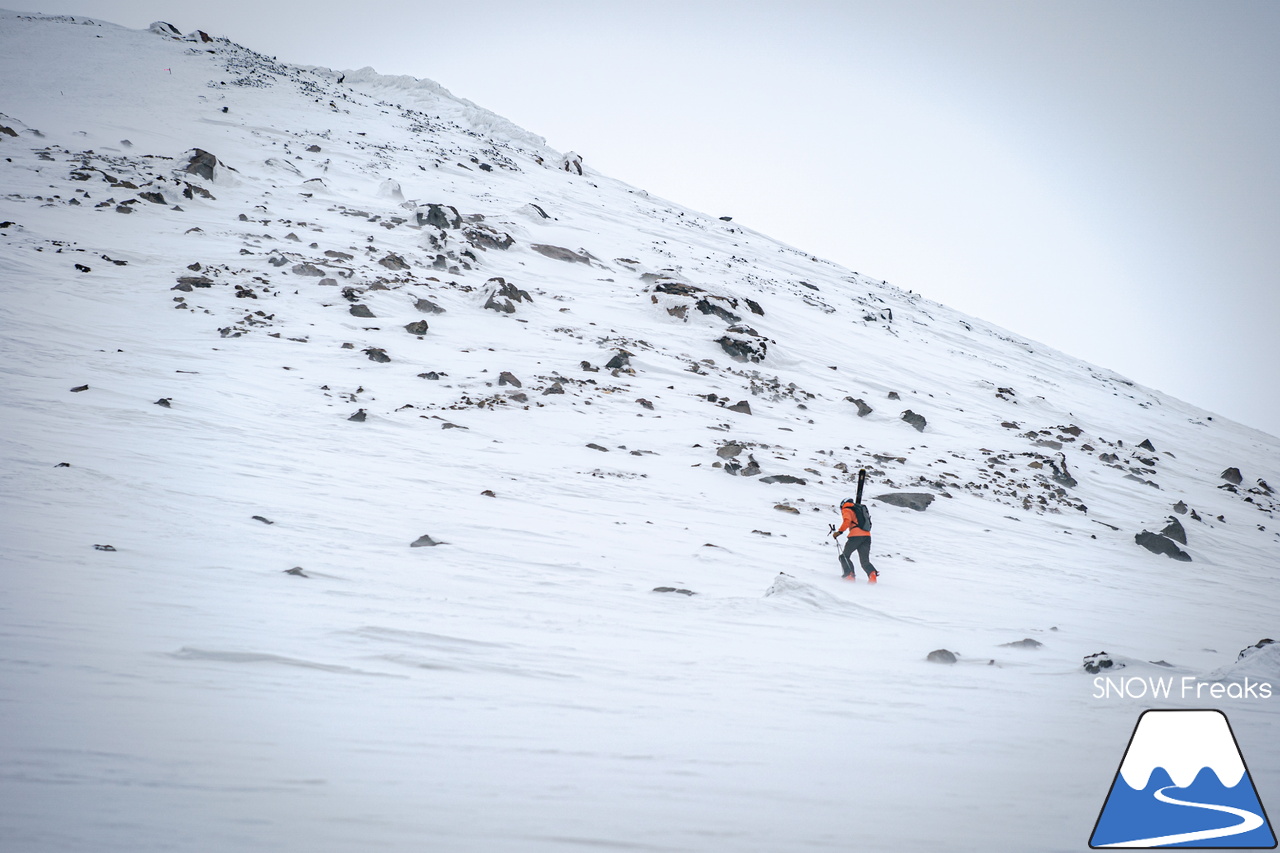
[404,320,430,336]
[148,21,181,37]
[498,371,522,388]
[379,253,410,271]
[847,397,873,417]
[1221,467,1244,485]
[901,410,927,432]
[715,336,767,363]
[605,351,632,370]
[717,443,744,459]
[760,474,807,485]
[348,409,366,422]
[482,277,532,313]
[70,384,89,393]
[927,649,957,664]
[1173,500,1188,515]
[887,391,900,400]
[531,243,590,264]
[727,400,752,415]
[154,397,172,408]
[349,304,375,318]
[874,492,935,511]
[1160,516,1187,545]
[183,148,220,181]
[364,347,390,363]
[774,504,800,514]
[1000,638,1043,649]
[560,151,584,175]
[291,263,325,276]
[410,534,442,547]
[586,443,609,452]
[413,297,445,314]
[251,516,274,525]
[1083,652,1122,674]
[653,587,696,596]
[420,203,462,230]
[1238,638,1275,661]
[139,191,165,205]
[542,382,565,395]
[93,544,117,552]
[636,398,654,410]
[462,225,514,251]
[1138,439,1156,451]
[284,567,308,578]
[1134,530,1191,561]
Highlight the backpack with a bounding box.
[842,500,872,531]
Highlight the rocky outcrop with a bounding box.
[1134,530,1191,561]
[482,277,532,313]
[874,493,935,511]
[901,410,927,432]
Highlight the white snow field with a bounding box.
[1,11,1277,853]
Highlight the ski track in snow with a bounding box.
[1,10,1278,853]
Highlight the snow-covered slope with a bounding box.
[1,11,1277,853]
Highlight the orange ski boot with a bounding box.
[866,570,878,584]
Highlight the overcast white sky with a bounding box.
[15,1,1280,438]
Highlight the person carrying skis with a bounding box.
[833,496,878,583]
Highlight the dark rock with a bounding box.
[284,567,309,578]
[887,391,900,400]
[1238,638,1275,661]
[695,298,741,324]
[349,304,375,318]
[847,397,873,417]
[775,504,800,514]
[55,462,71,468]
[481,490,497,497]
[717,443,744,459]
[348,409,366,422]
[760,474,807,485]
[178,276,213,288]
[586,443,609,452]
[605,351,632,370]
[419,372,442,380]
[531,243,590,263]
[462,226,514,251]
[715,336,767,363]
[1258,479,1274,495]
[154,398,172,408]
[1160,516,1187,545]
[306,144,321,153]
[498,371,522,387]
[268,255,288,267]
[422,204,462,230]
[114,204,134,214]
[1134,530,1191,561]
[252,516,274,525]
[93,544,117,552]
[184,148,219,181]
[379,253,410,270]
[927,649,957,664]
[509,392,529,403]
[727,400,752,415]
[543,382,565,395]
[404,320,430,335]
[1173,501,1188,515]
[901,410,927,432]
[1138,439,1156,451]
[139,191,165,205]
[364,347,390,363]
[0,125,17,137]
[745,298,764,316]
[70,384,89,393]
[636,398,654,410]
[653,281,704,297]
[410,534,441,547]
[653,587,696,596]
[1000,638,1043,649]
[741,455,761,476]
[291,263,325,276]
[413,297,444,314]
[1083,652,1122,674]
[74,264,91,273]
[1221,467,1243,485]
[483,277,532,313]
[874,492,935,511]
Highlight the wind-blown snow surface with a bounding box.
[1,11,1277,853]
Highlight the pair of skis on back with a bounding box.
[829,469,870,581]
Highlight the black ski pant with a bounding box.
[839,535,877,577]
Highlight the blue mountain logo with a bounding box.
[1091,709,1276,848]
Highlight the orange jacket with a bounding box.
[837,502,870,537]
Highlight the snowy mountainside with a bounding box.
[1,11,1278,853]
